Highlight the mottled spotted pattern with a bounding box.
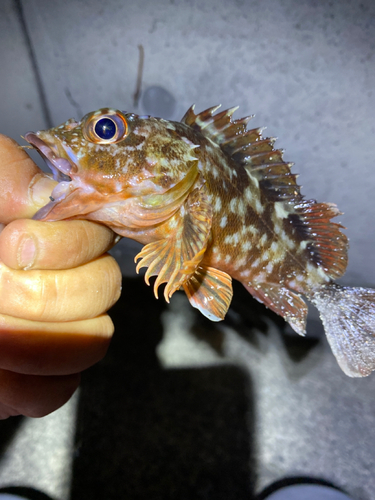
[27,105,375,378]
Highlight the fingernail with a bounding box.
[18,236,37,270]
[29,173,57,208]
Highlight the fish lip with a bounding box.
[25,132,79,219]
[24,131,76,183]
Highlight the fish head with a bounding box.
[25,108,196,227]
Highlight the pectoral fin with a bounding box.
[130,160,199,227]
[183,265,233,321]
[135,185,212,301]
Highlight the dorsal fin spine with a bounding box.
[180,105,349,278]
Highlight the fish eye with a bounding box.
[82,110,128,144]
[95,117,117,140]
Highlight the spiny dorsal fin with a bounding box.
[181,104,302,203]
[181,104,348,280]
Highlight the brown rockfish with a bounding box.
[25,105,375,377]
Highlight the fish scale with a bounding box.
[25,104,375,377]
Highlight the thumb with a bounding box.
[0,134,56,224]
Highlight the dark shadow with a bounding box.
[230,281,284,333]
[190,280,322,365]
[0,486,53,500]
[0,416,24,457]
[281,331,320,363]
[255,476,350,500]
[70,277,256,500]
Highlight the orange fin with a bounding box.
[245,283,308,335]
[183,265,233,321]
[293,200,348,279]
[135,185,212,301]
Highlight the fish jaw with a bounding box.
[32,186,108,222]
[24,131,76,183]
[25,130,114,222]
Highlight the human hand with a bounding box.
[0,134,122,418]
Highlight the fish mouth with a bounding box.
[25,132,78,220]
[24,132,76,183]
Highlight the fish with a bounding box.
[24,105,375,377]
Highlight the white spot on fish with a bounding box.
[260,233,268,246]
[270,241,279,253]
[261,249,271,262]
[255,198,264,214]
[244,187,253,201]
[230,198,237,212]
[236,256,247,267]
[242,240,251,252]
[214,197,222,212]
[274,201,289,219]
[220,216,227,228]
[249,173,259,189]
[266,262,273,274]
[237,199,245,216]
[317,266,329,281]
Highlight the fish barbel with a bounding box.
[25,105,375,377]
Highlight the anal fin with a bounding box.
[245,283,308,335]
[183,265,233,321]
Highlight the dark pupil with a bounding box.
[95,118,116,140]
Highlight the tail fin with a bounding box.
[311,283,375,377]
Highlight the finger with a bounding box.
[0,369,80,418]
[0,313,113,376]
[0,219,120,270]
[0,255,122,322]
[0,134,56,223]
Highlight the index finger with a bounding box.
[0,134,57,223]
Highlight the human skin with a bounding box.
[0,134,122,419]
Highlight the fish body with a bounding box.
[25,105,375,377]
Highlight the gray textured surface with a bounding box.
[0,0,375,499]
[20,0,375,285]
